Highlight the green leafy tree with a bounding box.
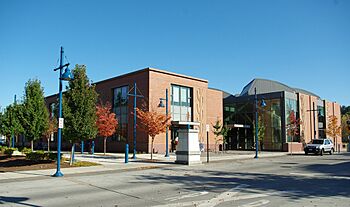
[22,79,49,151]
[253,115,266,150]
[212,119,228,152]
[341,114,350,142]
[341,105,350,115]
[220,125,229,152]
[1,103,24,147]
[63,65,98,165]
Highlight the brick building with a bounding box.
[45,70,343,153]
[46,68,223,153]
[223,78,343,152]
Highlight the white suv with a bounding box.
[304,139,334,156]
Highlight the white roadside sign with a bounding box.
[58,118,64,129]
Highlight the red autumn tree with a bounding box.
[286,110,302,155]
[287,110,302,142]
[326,115,341,146]
[96,102,118,155]
[43,117,57,152]
[136,108,171,160]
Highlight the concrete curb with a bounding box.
[0,151,290,183]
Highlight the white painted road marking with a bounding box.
[155,184,248,207]
[155,185,297,207]
[164,191,209,202]
[290,172,350,180]
[239,199,270,207]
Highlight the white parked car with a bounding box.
[304,138,334,156]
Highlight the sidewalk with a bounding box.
[0,151,288,182]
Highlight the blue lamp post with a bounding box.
[254,87,266,159]
[159,88,169,157]
[127,82,143,159]
[53,47,73,177]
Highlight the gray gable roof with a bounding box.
[240,78,319,97]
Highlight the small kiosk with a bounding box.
[173,121,202,165]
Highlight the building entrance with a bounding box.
[226,124,254,150]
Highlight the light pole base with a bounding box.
[53,171,64,177]
[165,154,169,158]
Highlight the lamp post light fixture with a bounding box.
[158,88,169,157]
[52,47,73,177]
[254,87,266,159]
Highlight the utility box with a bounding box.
[174,121,202,165]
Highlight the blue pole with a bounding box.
[165,89,169,157]
[125,144,129,163]
[133,82,137,159]
[92,141,95,155]
[254,87,259,159]
[81,141,84,154]
[11,132,14,148]
[53,47,64,177]
[72,143,75,163]
[11,95,16,148]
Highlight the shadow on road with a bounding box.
[133,158,350,200]
[302,160,350,177]
[0,196,41,207]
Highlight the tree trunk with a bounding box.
[47,138,50,152]
[151,137,154,160]
[31,140,34,151]
[290,136,293,156]
[104,137,107,155]
[70,143,75,166]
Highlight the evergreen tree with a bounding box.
[22,79,49,150]
[253,116,266,150]
[63,65,98,164]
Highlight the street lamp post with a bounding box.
[254,88,259,159]
[127,82,143,159]
[307,103,318,140]
[53,47,73,177]
[159,89,169,157]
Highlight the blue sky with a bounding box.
[0,0,349,109]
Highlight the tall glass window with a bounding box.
[49,103,55,118]
[223,98,283,151]
[113,85,129,141]
[171,85,192,122]
[261,99,282,150]
[285,98,299,142]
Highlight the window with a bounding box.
[113,85,129,141]
[171,85,192,122]
[49,103,55,118]
[285,98,299,142]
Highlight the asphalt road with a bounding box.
[1,153,349,207]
